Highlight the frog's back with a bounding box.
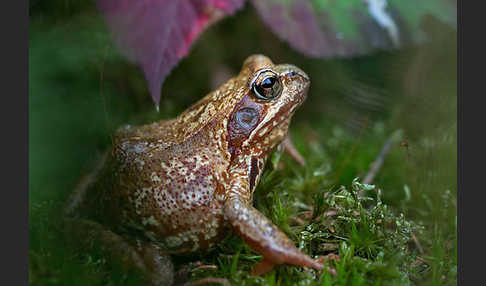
[99,118,232,252]
[112,118,181,150]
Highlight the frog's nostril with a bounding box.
[289,68,309,82]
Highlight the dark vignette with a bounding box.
[459,1,483,285]
[3,1,29,285]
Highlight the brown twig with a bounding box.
[324,209,339,218]
[317,243,340,253]
[291,209,338,224]
[410,259,424,267]
[410,232,425,254]
[191,265,218,272]
[416,256,428,264]
[282,136,306,166]
[363,138,393,185]
[289,216,307,225]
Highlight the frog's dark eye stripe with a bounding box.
[250,69,282,101]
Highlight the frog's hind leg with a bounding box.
[64,218,174,286]
[64,151,109,217]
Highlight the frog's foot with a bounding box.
[282,136,305,166]
[135,240,175,286]
[224,198,323,276]
[64,218,174,286]
[251,258,276,276]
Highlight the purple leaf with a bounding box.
[98,0,246,105]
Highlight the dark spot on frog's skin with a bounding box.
[249,157,259,192]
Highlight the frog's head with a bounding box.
[227,55,309,158]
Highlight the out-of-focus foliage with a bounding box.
[96,0,456,105]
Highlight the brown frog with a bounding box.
[65,55,322,285]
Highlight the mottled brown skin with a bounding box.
[65,55,322,284]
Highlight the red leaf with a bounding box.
[98,0,245,106]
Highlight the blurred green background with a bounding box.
[29,1,456,285]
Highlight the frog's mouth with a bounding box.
[245,80,309,147]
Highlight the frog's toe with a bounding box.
[251,254,323,276]
[250,258,276,276]
[275,247,324,273]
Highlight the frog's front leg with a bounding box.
[223,170,323,275]
[64,218,174,286]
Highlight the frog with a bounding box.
[64,55,323,285]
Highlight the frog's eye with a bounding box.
[251,70,282,101]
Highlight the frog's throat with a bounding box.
[243,100,298,148]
